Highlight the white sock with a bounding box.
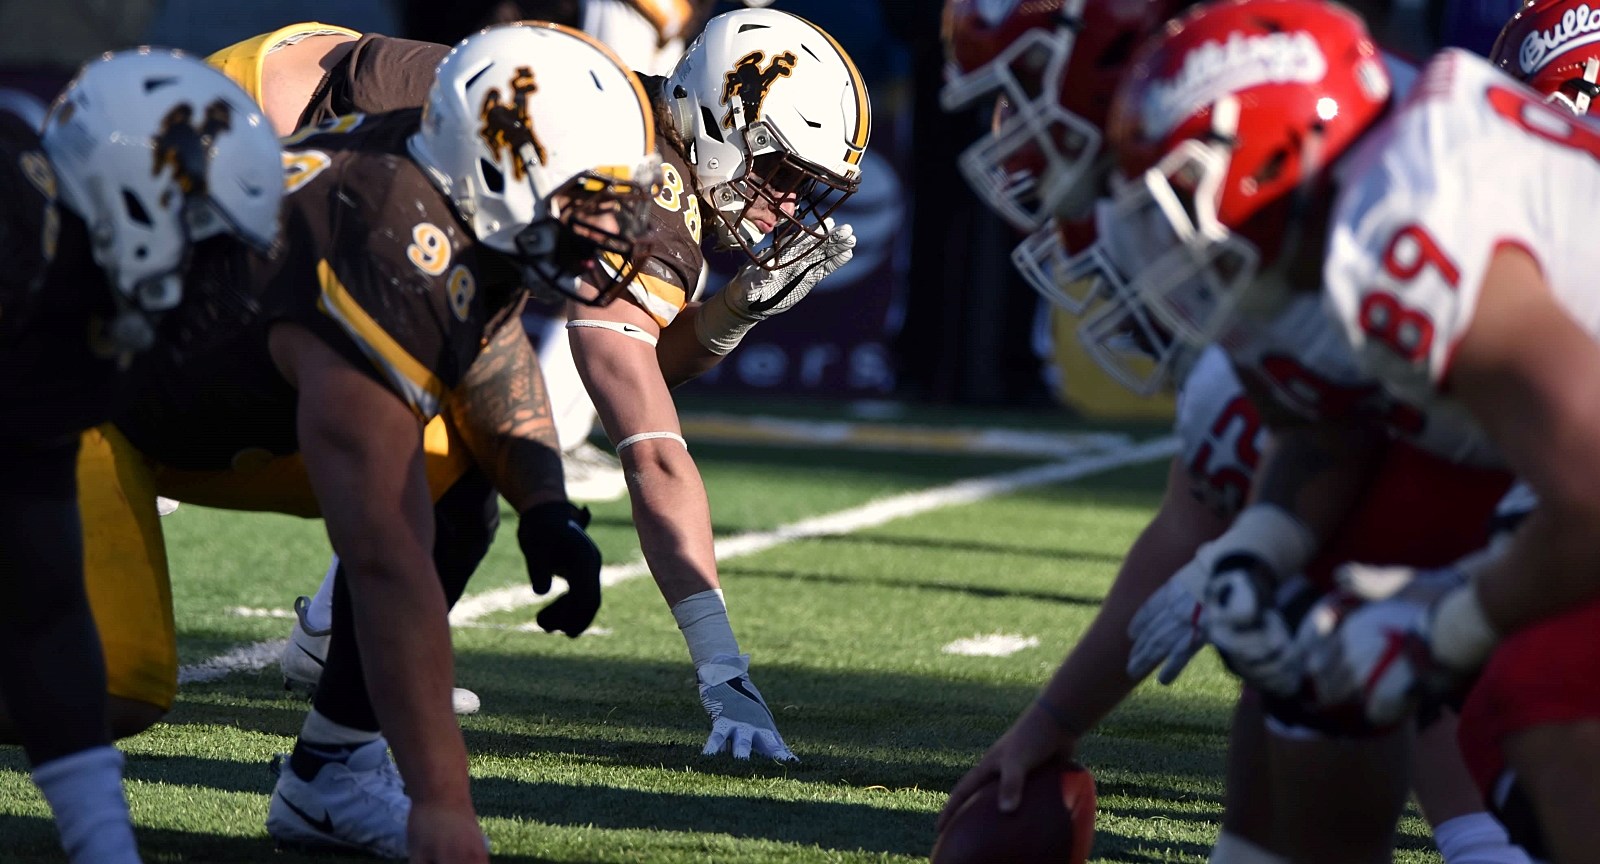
[1210,830,1290,864]
[304,557,339,633]
[1434,812,1532,864]
[32,746,142,864]
[671,589,741,668]
[300,709,381,747]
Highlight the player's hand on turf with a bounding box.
[697,654,797,762]
[937,699,1076,831]
[1126,545,1215,684]
[1201,554,1301,696]
[406,801,489,864]
[1297,564,1471,725]
[517,500,604,637]
[723,218,855,321]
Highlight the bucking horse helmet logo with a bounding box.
[152,99,232,197]
[479,66,549,181]
[720,50,797,129]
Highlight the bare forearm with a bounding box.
[1475,505,1600,633]
[656,302,723,389]
[447,321,564,512]
[622,441,719,606]
[1250,421,1384,543]
[341,551,472,807]
[1043,468,1228,733]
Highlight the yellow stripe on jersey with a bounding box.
[607,251,688,327]
[315,259,447,420]
[206,22,361,103]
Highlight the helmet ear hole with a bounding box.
[478,158,505,194]
[122,189,153,227]
[699,107,725,144]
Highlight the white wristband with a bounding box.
[693,289,756,356]
[1430,586,1499,671]
[615,431,687,451]
[1215,504,1318,576]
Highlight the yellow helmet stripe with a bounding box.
[791,14,870,165]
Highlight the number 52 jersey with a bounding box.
[1323,48,1600,454]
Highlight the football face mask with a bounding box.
[1068,138,1261,395]
[712,137,857,269]
[513,162,658,306]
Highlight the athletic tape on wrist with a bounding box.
[693,288,755,355]
[567,319,659,347]
[615,431,688,451]
[1219,504,1318,576]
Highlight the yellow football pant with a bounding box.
[79,416,472,713]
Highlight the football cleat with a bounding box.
[281,596,330,697]
[266,738,409,859]
[561,441,628,503]
[281,595,482,715]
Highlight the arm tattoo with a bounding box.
[445,319,564,512]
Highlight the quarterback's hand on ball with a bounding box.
[697,654,797,763]
[517,501,603,637]
[725,219,855,321]
[1127,546,1215,684]
[1297,565,1479,726]
[1202,554,1300,696]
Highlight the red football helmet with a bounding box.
[1064,0,1392,394]
[1490,0,1600,114]
[941,0,1184,231]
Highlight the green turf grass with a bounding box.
[0,434,1444,862]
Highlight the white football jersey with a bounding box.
[1324,49,1600,467]
[1176,346,1271,519]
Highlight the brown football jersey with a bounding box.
[627,74,705,327]
[298,34,449,129]
[118,109,525,470]
[0,112,128,444]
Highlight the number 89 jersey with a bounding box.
[1324,49,1600,447]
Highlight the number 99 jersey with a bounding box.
[1324,49,1600,447]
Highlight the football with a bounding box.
[931,758,1096,864]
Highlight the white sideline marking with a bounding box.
[229,606,296,620]
[179,435,1176,684]
[179,640,287,685]
[943,633,1041,657]
[680,412,1131,459]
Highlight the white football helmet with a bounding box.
[41,49,282,352]
[663,8,871,266]
[409,21,661,305]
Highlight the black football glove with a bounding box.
[518,500,602,638]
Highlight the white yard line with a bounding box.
[942,634,1041,657]
[182,435,1176,684]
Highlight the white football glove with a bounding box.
[1127,548,1214,684]
[1128,504,1318,687]
[1298,563,1489,725]
[695,219,856,354]
[1202,555,1300,696]
[697,654,797,762]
